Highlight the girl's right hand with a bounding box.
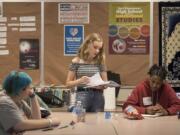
[79,76,90,84]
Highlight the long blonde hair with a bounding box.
[77,33,105,64]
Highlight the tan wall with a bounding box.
[0,2,159,86]
[0,3,41,85]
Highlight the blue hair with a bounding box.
[3,71,32,96]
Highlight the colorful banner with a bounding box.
[19,39,39,70]
[64,25,84,56]
[109,3,150,54]
[159,2,180,87]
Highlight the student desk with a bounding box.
[25,112,180,135]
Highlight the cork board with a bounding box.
[0,2,41,85]
[0,2,159,86]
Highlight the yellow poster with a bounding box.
[109,3,150,54]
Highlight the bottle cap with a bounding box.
[77,101,82,105]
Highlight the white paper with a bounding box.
[20,22,35,27]
[11,17,18,21]
[0,45,6,48]
[0,26,7,31]
[142,113,163,118]
[8,23,20,27]
[0,23,5,26]
[0,32,6,37]
[19,27,36,32]
[104,87,116,110]
[0,38,6,44]
[0,17,7,22]
[58,3,89,24]
[0,50,9,55]
[84,72,120,88]
[176,92,180,99]
[19,16,36,22]
[85,72,109,88]
[11,27,18,31]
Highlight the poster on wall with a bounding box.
[159,2,180,87]
[58,3,89,24]
[64,25,84,56]
[19,39,39,70]
[0,2,2,17]
[109,3,150,55]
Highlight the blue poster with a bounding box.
[64,25,84,56]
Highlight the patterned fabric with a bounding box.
[159,2,180,87]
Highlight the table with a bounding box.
[25,112,180,135]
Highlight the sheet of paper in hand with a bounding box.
[84,72,120,88]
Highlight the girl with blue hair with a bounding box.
[0,71,60,135]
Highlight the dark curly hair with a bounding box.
[148,64,167,80]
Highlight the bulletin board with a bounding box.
[0,2,160,86]
[0,2,41,85]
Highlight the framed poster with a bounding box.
[64,25,84,56]
[159,2,180,87]
[109,3,150,55]
[19,39,39,70]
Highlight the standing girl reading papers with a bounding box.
[123,64,180,116]
[66,33,108,112]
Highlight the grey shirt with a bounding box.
[69,63,106,88]
[0,93,31,135]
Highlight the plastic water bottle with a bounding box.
[104,111,112,120]
[72,101,86,122]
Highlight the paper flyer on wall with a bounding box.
[19,39,39,70]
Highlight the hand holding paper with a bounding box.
[85,73,109,88]
[84,73,120,88]
[79,76,90,85]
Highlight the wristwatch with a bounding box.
[29,92,36,98]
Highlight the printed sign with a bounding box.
[19,39,39,70]
[109,3,150,54]
[59,3,89,24]
[64,25,84,56]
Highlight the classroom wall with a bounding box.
[0,2,159,86]
[0,2,41,85]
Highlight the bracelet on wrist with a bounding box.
[48,118,53,128]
